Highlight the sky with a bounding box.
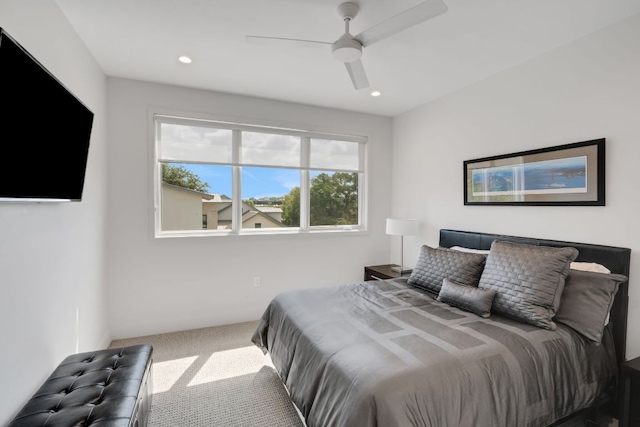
[176,163,302,199]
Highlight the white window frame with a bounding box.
[152,113,368,238]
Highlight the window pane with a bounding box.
[241,132,300,167]
[159,123,232,163]
[310,171,359,226]
[241,167,300,228]
[310,139,360,171]
[161,163,233,231]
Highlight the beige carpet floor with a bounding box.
[108,320,305,427]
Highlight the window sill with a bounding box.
[155,227,368,239]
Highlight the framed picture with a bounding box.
[464,138,605,206]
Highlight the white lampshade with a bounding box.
[386,218,419,236]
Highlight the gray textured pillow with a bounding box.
[478,240,578,330]
[407,245,486,294]
[437,277,497,318]
[554,270,627,344]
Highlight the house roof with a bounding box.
[216,201,283,216]
[163,182,215,199]
[202,193,231,203]
[255,206,283,214]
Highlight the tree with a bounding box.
[162,164,210,193]
[280,172,358,227]
[281,187,300,226]
[310,172,358,225]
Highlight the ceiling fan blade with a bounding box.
[353,0,448,47]
[245,35,331,49]
[345,59,369,90]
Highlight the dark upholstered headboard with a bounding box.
[439,229,631,367]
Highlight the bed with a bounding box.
[251,229,631,427]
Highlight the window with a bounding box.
[154,114,366,236]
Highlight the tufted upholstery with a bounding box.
[437,277,497,318]
[478,240,578,330]
[8,344,153,427]
[407,245,487,294]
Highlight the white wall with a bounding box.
[0,0,109,423]
[392,13,640,359]
[106,78,393,339]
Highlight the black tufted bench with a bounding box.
[8,344,153,427]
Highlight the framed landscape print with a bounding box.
[463,138,605,206]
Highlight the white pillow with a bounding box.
[449,246,490,255]
[570,262,611,274]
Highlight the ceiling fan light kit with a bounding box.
[246,0,448,90]
[331,35,362,63]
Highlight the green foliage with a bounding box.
[162,164,210,193]
[244,196,285,207]
[281,172,358,227]
[281,187,300,226]
[310,172,358,226]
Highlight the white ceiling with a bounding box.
[55,0,640,117]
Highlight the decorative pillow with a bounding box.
[554,270,627,344]
[477,240,578,330]
[407,245,486,294]
[449,246,491,255]
[437,277,496,318]
[570,262,611,274]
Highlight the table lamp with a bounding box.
[386,218,419,274]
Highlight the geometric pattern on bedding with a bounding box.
[252,277,616,427]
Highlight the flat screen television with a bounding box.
[0,27,94,202]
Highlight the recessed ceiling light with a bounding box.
[371,90,382,97]
[178,56,192,64]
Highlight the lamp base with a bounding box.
[391,265,413,275]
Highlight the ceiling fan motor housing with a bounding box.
[332,35,362,62]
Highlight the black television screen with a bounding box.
[0,27,93,202]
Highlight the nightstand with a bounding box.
[619,356,640,427]
[364,264,410,281]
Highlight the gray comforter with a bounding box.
[252,278,617,427]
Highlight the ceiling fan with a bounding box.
[246,0,448,90]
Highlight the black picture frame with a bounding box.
[463,138,605,206]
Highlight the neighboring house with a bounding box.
[161,183,285,230]
[213,199,235,229]
[202,194,232,230]
[161,183,216,231]
[253,206,283,223]
[216,201,285,229]
[241,210,283,229]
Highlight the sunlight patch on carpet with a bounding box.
[153,356,198,393]
[188,346,272,386]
